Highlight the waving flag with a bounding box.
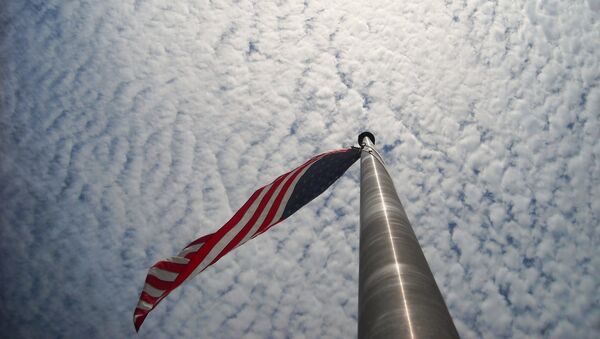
[134,147,360,331]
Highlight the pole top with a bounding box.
[358,132,375,147]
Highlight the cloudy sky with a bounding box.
[1,0,599,338]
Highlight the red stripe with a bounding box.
[186,233,213,248]
[133,307,149,315]
[182,237,212,259]
[144,274,174,291]
[140,291,160,305]
[253,152,330,236]
[170,186,269,282]
[183,188,264,250]
[209,151,331,266]
[254,149,349,237]
[134,309,148,332]
[174,149,347,286]
[153,260,187,273]
[133,184,273,327]
[183,249,204,260]
[206,167,301,267]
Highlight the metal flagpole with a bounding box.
[358,132,460,339]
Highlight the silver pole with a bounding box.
[358,132,459,339]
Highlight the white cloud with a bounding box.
[1,0,599,338]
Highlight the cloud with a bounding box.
[1,0,599,338]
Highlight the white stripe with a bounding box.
[186,177,284,281]
[165,256,190,264]
[250,154,324,240]
[148,267,178,282]
[178,243,204,257]
[231,171,294,249]
[236,161,315,248]
[143,283,164,298]
[136,299,153,311]
[269,158,319,230]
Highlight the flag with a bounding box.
[133,147,360,331]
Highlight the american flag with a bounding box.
[133,147,361,331]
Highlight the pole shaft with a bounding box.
[358,135,459,339]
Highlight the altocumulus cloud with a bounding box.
[1,0,599,338]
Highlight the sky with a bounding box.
[1,0,599,338]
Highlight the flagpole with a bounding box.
[358,132,459,339]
